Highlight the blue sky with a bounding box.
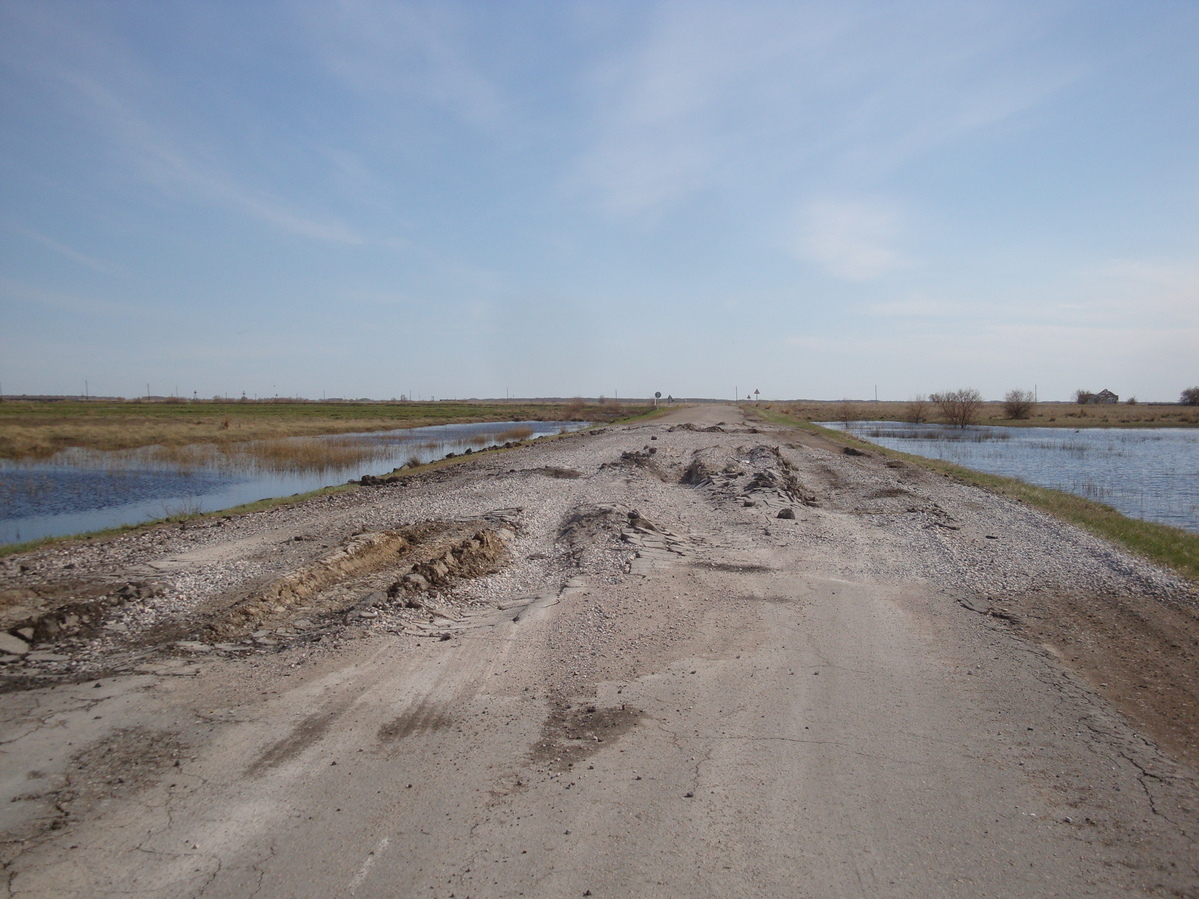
[1,1,1196,402]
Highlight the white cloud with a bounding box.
[795,198,906,280]
[62,73,362,244]
[567,2,1077,218]
[0,278,141,318]
[0,5,362,245]
[1087,259,1199,325]
[294,0,509,133]
[4,225,123,276]
[862,296,961,317]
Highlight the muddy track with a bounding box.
[1,405,1198,898]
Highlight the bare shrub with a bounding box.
[1002,389,1036,420]
[1075,389,1093,405]
[498,425,534,441]
[1181,387,1199,406]
[836,399,858,429]
[903,394,930,424]
[930,388,983,428]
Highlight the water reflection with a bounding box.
[0,420,583,546]
[824,422,1199,534]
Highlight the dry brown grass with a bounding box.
[135,437,394,475]
[0,414,410,459]
[498,425,535,441]
[0,400,652,460]
[766,400,1199,428]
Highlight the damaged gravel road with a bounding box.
[2,404,1199,897]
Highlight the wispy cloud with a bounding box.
[0,278,140,318]
[862,295,962,318]
[1087,259,1199,325]
[4,224,123,276]
[294,0,509,133]
[61,74,362,244]
[794,198,906,280]
[1,3,362,245]
[569,2,1077,218]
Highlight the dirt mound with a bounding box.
[679,445,817,508]
[680,458,717,487]
[208,520,511,639]
[600,446,673,483]
[740,446,817,506]
[532,467,583,479]
[213,530,414,635]
[558,504,629,570]
[387,528,509,598]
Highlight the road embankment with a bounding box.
[1,404,1197,897]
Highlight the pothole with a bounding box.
[530,698,644,771]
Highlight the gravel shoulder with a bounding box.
[1,405,1198,897]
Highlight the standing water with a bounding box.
[0,421,585,546]
[822,422,1199,534]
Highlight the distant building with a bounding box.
[1091,389,1119,404]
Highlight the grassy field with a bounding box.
[0,399,649,460]
[753,406,1199,584]
[765,399,1199,428]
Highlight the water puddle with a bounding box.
[0,421,584,546]
[823,422,1199,534]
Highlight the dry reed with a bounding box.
[498,425,534,441]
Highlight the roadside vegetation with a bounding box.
[0,481,366,560]
[930,389,984,428]
[752,405,1199,584]
[1002,389,1036,420]
[763,399,1199,429]
[0,402,664,559]
[0,398,650,460]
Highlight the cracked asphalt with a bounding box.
[2,404,1198,897]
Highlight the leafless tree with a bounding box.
[903,394,930,424]
[1075,389,1094,405]
[1002,389,1036,420]
[836,399,858,429]
[930,388,983,428]
[1181,387,1199,406]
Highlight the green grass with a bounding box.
[753,407,1199,584]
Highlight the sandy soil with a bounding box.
[1,405,1198,897]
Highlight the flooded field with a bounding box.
[0,420,583,546]
[825,422,1199,534]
